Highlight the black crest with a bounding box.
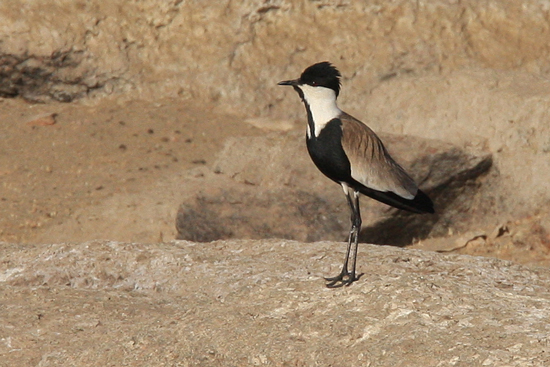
[300,62,342,96]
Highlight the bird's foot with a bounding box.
[324,270,360,288]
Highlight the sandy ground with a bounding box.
[0,97,263,244]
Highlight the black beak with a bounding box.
[278,79,300,86]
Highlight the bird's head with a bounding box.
[278,62,342,100]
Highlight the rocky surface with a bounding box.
[1,240,550,366]
[2,0,550,109]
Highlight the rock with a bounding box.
[1,239,550,366]
[0,52,92,102]
[412,215,550,266]
[361,139,494,246]
[2,0,550,106]
[244,117,296,131]
[25,112,58,126]
[358,70,550,222]
[176,186,347,243]
[176,131,492,245]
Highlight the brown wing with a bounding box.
[339,112,418,199]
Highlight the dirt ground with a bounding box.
[0,97,264,244]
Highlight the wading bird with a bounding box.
[278,62,434,288]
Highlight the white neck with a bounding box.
[300,84,342,138]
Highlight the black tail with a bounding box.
[359,186,434,214]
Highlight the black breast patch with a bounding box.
[306,118,352,184]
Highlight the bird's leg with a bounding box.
[349,191,361,279]
[325,190,362,288]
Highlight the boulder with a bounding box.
[176,131,493,246]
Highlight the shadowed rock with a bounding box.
[0,52,95,102]
[176,131,492,245]
[177,188,346,243]
[361,145,494,246]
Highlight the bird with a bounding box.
[278,61,434,288]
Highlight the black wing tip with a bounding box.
[412,189,435,214]
[358,185,435,214]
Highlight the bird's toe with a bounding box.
[324,271,358,288]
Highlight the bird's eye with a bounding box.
[311,81,317,86]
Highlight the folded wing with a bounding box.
[340,113,418,199]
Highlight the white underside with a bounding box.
[340,182,360,197]
[300,84,342,138]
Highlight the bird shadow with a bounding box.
[359,211,439,247]
[323,272,365,288]
[359,149,494,247]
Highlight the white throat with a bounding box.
[300,84,342,138]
